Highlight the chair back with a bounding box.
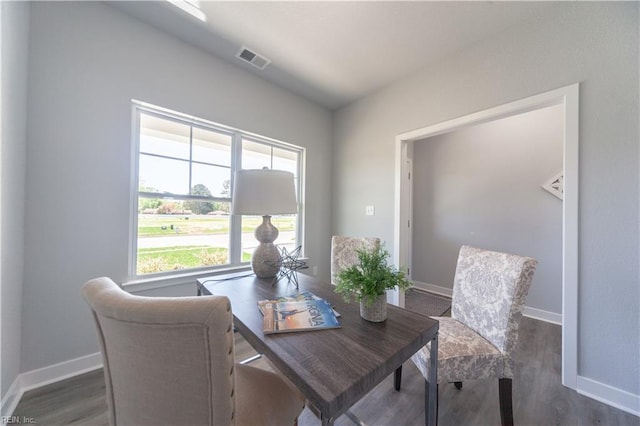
[330,236,381,285]
[82,277,236,426]
[451,245,537,375]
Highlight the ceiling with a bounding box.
[111,1,558,110]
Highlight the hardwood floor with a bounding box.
[12,317,639,425]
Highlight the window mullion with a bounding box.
[188,125,194,194]
[229,134,243,264]
[129,108,142,279]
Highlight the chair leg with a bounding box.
[238,353,262,365]
[394,365,402,391]
[499,378,513,426]
[453,381,462,390]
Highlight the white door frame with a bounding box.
[393,83,579,390]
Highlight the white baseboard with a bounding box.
[20,352,103,392]
[411,281,562,324]
[0,375,22,420]
[522,305,562,325]
[0,352,102,418]
[411,281,453,298]
[577,376,640,417]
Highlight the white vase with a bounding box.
[360,294,387,322]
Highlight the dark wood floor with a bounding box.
[13,317,639,425]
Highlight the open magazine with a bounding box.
[262,299,341,334]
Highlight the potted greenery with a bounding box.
[334,245,412,322]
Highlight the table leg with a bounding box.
[321,414,334,426]
[344,410,366,425]
[394,365,402,391]
[426,333,438,426]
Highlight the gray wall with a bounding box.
[333,2,638,396]
[412,105,563,314]
[22,2,332,372]
[1,1,29,402]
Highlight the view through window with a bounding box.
[132,104,303,277]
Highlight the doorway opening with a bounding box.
[393,83,579,390]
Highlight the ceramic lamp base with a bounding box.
[251,215,281,278]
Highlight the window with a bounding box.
[131,102,304,278]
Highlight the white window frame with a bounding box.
[127,101,305,285]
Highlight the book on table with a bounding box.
[258,290,341,317]
[262,298,341,334]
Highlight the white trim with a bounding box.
[0,376,22,419]
[392,141,412,307]
[392,134,404,305]
[576,376,640,418]
[123,264,251,293]
[18,352,102,393]
[0,352,103,418]
[522,306,562,325]
[394,83,580,390]
[0,2,4,420]
[411,280,453,298]
[561,83,580,389]
[411,281,562,325]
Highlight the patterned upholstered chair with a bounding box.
[330,235,381,285]
[82,277,304,426]
[410,245,537,426]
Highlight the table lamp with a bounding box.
[231,168,298,278]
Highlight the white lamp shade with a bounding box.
[231,169,298,215]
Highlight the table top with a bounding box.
[198,273,439,422]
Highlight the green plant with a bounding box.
[334,245,411,306]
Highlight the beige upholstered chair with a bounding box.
[82,277,304,426]
[410,245,537,426]
[330,236,381,285]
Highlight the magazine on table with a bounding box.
[258,291,341,317]
[262,299,341,334]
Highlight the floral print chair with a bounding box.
[330,235,381,285]
[410,245,537,426]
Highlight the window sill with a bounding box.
[123,265,252,293]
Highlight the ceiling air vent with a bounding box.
[236,47,270,70]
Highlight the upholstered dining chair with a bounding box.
[82,277,304,426]
[330,235,381,285]
[409,245,537,426]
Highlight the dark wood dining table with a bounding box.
[197,272,438,426]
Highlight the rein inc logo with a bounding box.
[1,416,36,424]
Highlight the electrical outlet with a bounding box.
[365,205,375,216]
[312,266,318,276]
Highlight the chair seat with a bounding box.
[411,316,505,384]
[235,363,305,425]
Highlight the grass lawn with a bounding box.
[137,245,252,273]
[138,214,295,237]
[138,246,224,265]
[136,214,294,273]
